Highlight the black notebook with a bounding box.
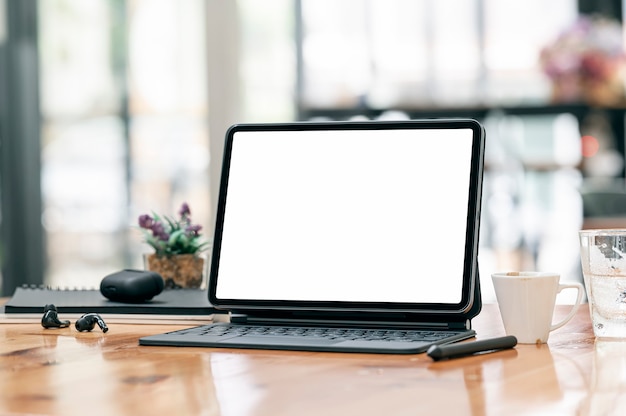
[4,286,216,316]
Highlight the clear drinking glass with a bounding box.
[579,229,626,338]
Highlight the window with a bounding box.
[39,0,210,288]
[298,0,577,109]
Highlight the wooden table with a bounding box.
[0,304,621,415]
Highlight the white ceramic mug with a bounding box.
[491,272,584,344]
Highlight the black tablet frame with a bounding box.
[208,119,486,323]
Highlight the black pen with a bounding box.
[426,335,518,361]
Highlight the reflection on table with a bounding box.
[0,304,625,415]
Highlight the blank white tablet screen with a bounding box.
[215,127,475,304]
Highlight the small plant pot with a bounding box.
[143,253,208,289]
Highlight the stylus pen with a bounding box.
[426,335,518,361]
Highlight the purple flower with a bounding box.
[138,203,208,256]
[185,224,202,236]
[179,202,191,218]
[152,223,170,241]
[138,214,154,229]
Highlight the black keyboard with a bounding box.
[177,324,461,342]
[139,323,477,354]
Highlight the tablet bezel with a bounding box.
[208,119,485,318]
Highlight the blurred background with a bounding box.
[1,0,625,303]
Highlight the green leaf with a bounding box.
[168,229,185,245]
[164,215,180,231]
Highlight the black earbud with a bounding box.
[41,304,70,329]
[75,313,108,333]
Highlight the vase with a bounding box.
[550,74,584,103]
[550,73,626,106]
[582,77,626,106]
[143,253,209,289]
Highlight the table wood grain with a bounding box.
[0,304,621,416]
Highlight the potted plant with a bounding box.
[138,202,211,289]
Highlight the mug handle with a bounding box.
[550,282,584,331]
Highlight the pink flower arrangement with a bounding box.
[540,15,626,102]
